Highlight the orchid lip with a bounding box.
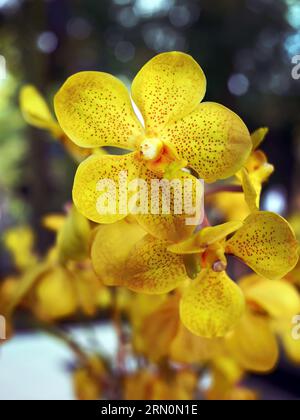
[140,138,163,161]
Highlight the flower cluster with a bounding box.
[1,52,299,400]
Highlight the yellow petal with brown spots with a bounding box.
[226,211,299,280]
[180,270,245,338]
[91,219,146,286]
[132,51,206,136]
[73,152,142,224]
[161,102,252,182]
[54,71,144,149]
[226,311,279,373]
[134,166,203,242]
[124,235,187,294]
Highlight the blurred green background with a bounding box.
[0,0,300,399]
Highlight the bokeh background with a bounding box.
[0,0,300,399]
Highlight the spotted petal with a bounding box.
[56,207,91,263]
[161,102,252,182]
[124,235,187,294]
[180,269,245,338]
[73,152,142,223]
[55,72,144,149]
[134,166,204,242]
[132,52,206,135]
[226,211,299,280]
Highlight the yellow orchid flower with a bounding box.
[20,85,93,161]
[24,208,108,321]
[93,222,244,338]
[25,262,106,321]
[91,150,298,342]
[54,52,252,241]
[171,212,297,336]
[170,323,223,365]
[92,206,298,338]
[129,292,224,364]
[184,168,298,280]
[225,211,299,280]
[225,274,300,373]
[208,127,274,221]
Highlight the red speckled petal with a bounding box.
[73,152,142,223]
[226,211,299,280]
[55,72,144,149]
[180,269,245,338]
[132,52,206,136]
[133,165,204,242]
[123,235,187,294]
[161,102,252,182]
